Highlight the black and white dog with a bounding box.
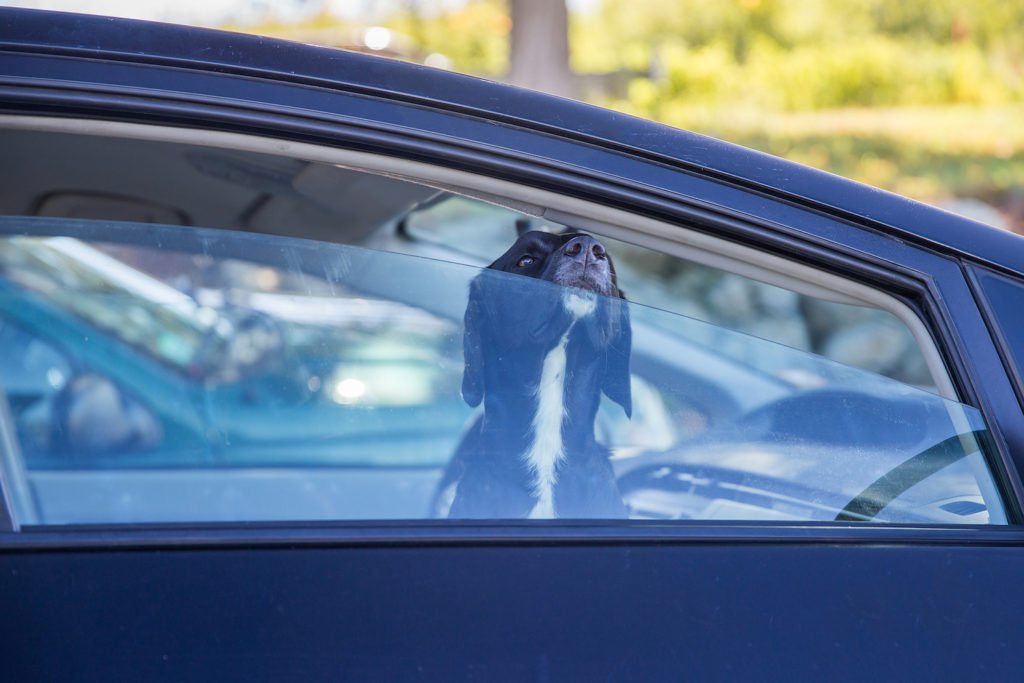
[445,230,632,519]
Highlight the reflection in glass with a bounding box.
[0,219,1007,525]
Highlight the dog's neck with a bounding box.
[474,291,608,517]
[524,292,598,518]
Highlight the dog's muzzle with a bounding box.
[550,235,615,296]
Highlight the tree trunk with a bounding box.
[507,0,575,98]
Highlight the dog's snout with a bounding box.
[563,236,606,261]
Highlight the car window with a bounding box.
[0,217,1006,525]
[0,127,939,392]
[0,125,1008,525]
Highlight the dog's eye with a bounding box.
[516,255,536,268]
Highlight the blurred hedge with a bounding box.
[617,37,1018,117]
[570,0,1024,212]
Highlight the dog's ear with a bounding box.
[461,276,486,407]
[601,294,632,418]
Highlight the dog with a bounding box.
[444,230,632,519]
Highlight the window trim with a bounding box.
[0,390,23,530]
[5,520,1024,550]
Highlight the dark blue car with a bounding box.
[2,8,1024,681]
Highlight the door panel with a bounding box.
[1,542,1022,681]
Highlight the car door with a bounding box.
[2,9,1024,681]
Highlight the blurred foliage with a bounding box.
[570,0,1023,213]
[239,0,1024,219]
[678,104,1024,203]
[569,0,1024,216]
[577,0,1023,110]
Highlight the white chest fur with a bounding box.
[525,292,596,518]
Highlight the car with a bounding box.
[2,7,1024,681]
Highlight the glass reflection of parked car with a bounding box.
[3,8,1024,681]
[1,231,476,521]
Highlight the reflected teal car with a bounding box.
[2,235,469,465]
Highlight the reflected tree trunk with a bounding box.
[507,0,575,98]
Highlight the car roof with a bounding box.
[2,7,1022,276]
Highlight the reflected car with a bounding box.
[3,8,1024,681]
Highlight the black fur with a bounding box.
[445,230,632,519]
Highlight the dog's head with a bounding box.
[461,230,632,416]
[490,231,624,299]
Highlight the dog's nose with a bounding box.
[563,235,606,261]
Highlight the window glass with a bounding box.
[397,196,932,389]
[0,217,1006,525]
[0,127,1004,525]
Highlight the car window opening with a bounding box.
[0,120,1007,527]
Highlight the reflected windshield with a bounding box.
[1,236,211,371]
